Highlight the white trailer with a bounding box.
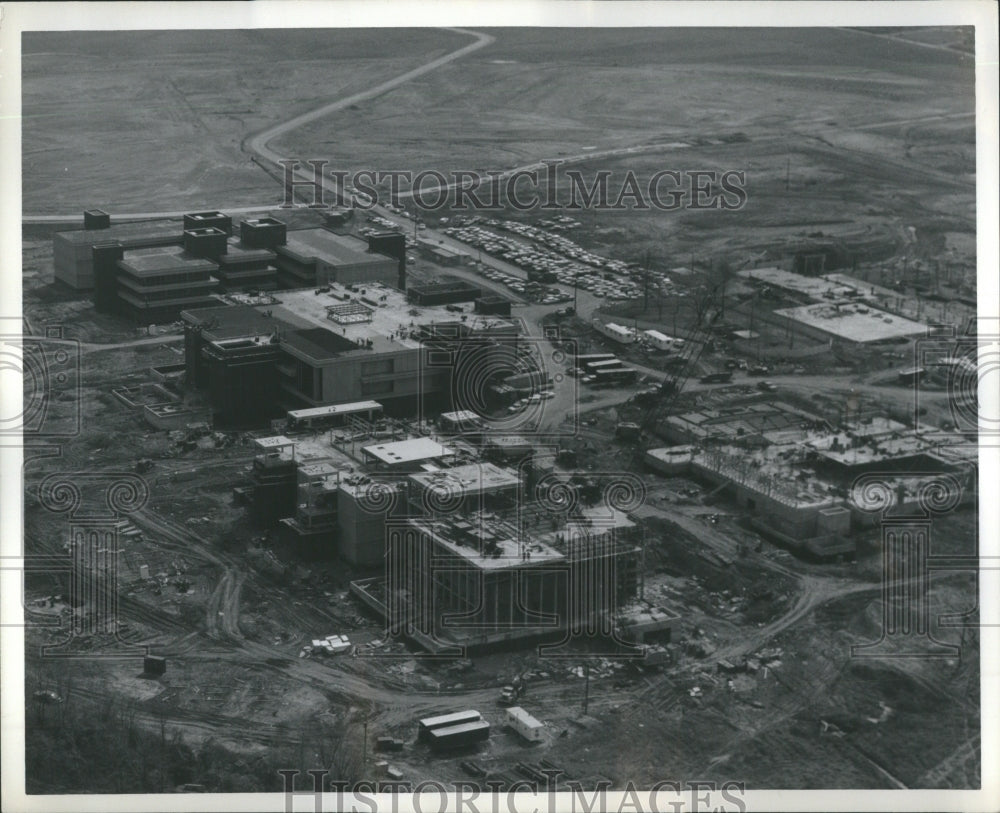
[643,329,684,351]
[505,706,545,743]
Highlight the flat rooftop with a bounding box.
[118,245,218,276]
[411,517,565,571]
[253,432,362,469]
[288,401,383,420]
[774,303,927,343]
[269,284,516,356]
[180,303,289,341]
[281,228,386,267]
[409,462,520,499]
[810,430,959,467]
[282,327,359,361]
[56,219,181,246]
[362,437,453,467]
[219,237,277,262]
[738,267,862,300]
[664,401,820,440]
[484,434,535,448]
[441,410,482,423]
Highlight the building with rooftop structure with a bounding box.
[773,302,928,345]
[275,227,399,289]
[374,501,643,652]
[737,267,931,345]
[409,462,520,515]
[93,242,220,325]
[213,238,279,292]
[407,279,482,306]
[181,281,520,423]
[362,437,454,471]
[55,215,184,289]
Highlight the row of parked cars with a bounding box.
[506,390,556,412]
[442,222,642,301]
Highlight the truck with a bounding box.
[498,675,527,706]
[698,371,733,384]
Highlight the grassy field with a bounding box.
[21,29,468,212]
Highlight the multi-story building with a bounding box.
[54,213,183,289]
[274,228,400,289]
[93,242,220,325]
[182,282,520,423]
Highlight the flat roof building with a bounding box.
[182,281,519,423]
[773,303,928,344]
[276,228,398,289]
[55,219,183,289]
[95,243,221,325]
[362,437,454,470]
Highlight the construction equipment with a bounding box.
[498,674,527,706]
[636,328,708,441]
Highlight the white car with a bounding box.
[540,391,555,400]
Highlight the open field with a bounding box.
[22,29,468,213]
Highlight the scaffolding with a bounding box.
[326,302,374,325]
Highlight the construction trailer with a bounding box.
[286,400,383,432]
[418,710,483,743]
[505,706,544,743]
[427,720,491,752]
[592,367,637,386]
[574,353,616,366]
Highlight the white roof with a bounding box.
[254,435,294,450]
[440,410,482,423]
[409,462,520,498]
[506,706,543,728]
[288,401,382,419]
[362,437,453,466]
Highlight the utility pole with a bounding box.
[785,157,790,192]
[643,250,652,313]
[362,719,368,773]
[582,662,590,715]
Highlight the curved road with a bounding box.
[247,28,495,167]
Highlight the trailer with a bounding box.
[427,720,491,751]
[574,353,616,365]
[643,329,684,351]
[505,707,545,743]
[418,710,482,743]
[593,320,638,345]
[698,371,733,384]
[584,358,626,371]
[593,367,637,386]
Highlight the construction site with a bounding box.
[15,22,985,801]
